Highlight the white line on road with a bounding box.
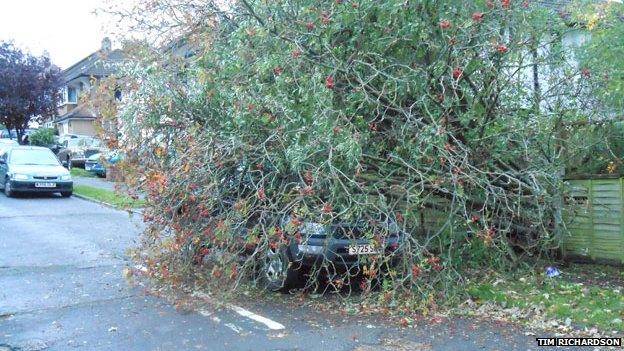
[192,291,285,330]
[228,304,285,330]
[224,323,243,334]
[138,274,286,331]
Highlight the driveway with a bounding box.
[0,193,571,350]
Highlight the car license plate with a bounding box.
[348,244,380,255]
[35,182,56,188]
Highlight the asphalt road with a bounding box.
[0,193,566,351]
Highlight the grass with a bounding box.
[73,185,144,209]
[467,269,624,332]
[70,168,96,178]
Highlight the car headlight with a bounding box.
[60,175,72,181]
[12,173,28,180]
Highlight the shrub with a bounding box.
[29,128,55,146]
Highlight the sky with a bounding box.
[0,0,114,69]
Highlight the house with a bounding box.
[45,38,123,137]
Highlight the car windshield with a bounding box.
[10,149,60,166]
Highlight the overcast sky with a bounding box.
[0,0,114,69]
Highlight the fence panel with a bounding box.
[563,177,624,264]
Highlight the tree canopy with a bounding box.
[106,0,616,304]
[0,42,61,143]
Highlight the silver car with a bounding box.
[0,146,73,197]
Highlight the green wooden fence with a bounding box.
[563,176,624,264]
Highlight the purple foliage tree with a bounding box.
[0,42,62,143]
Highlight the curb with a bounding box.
[72,193,143,215]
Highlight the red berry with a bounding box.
[273,66,284,76]
[501,0,510,9]
[257,187,266,201]
[301,186,314,196]
[321,12,330,26]
[304,170,314,184]
[411,265,421,278]
[472,12,484,23]
[305,21,315,31]
[496,44,508,54]
[325,75,335,89]
[291,217,302,227]
[396,211,404,223]
[292,50,301,59]
[439,20,451,30]
[212,268,222,278]
[582,67,592,78]
[452,67,463,79]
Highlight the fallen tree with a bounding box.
[104,0,606,305]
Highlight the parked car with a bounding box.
[46,136,63,155]
[57,137,107,168]
[0,146,73,197]
[43,135,79,155]
[85,151,123,177]
[0,128,36,141]
[258,217,404,291]
[195,163,405,292]
[0,139,19,156]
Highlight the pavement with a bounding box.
[0,192,587,350]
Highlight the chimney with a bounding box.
[101,37,112,53]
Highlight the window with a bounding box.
[67,87,77,103]
[9,149,60,166]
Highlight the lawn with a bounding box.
[467,266,624,332]
[74,185,144,209]
[70,168,96,178]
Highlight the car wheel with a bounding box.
[60,191,72,198]
[4,178,13,197]
[261,246,302,292]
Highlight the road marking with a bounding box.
[126,266,287,331]
[198,309,212,317]
[224,323,243,334]
[192,292,285,330]
[228,304,285,330]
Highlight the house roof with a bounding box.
[62,49,124,83]
[55,104,96,123]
